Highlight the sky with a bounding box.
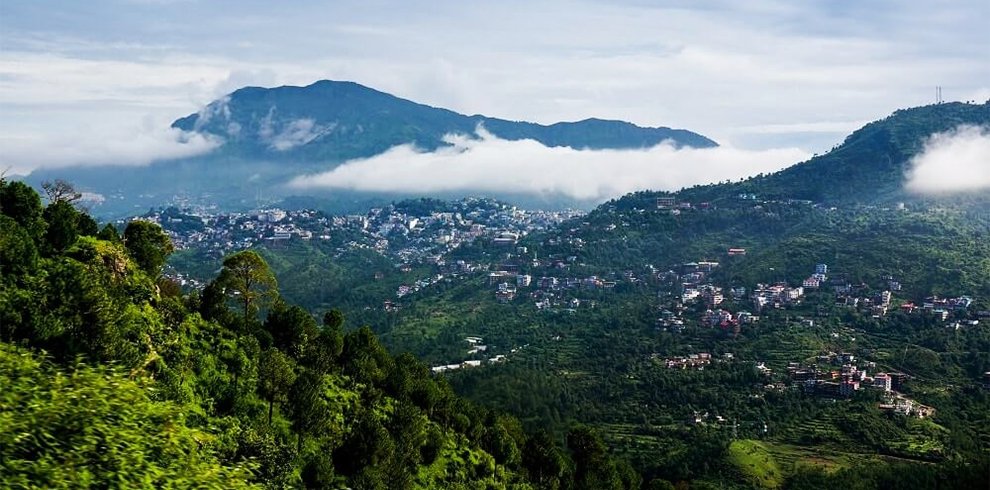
[2,0,989,188]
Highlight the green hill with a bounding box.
[0,177,645,489]
[678,101,990,205]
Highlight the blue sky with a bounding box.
[1,0,988,176]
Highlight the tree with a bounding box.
[41,178,82,204]
[0,216,39,342]
[305,327,344,374]
[334,410,395,477]
[341,326,394,386]
[0,179,45,241]
[77,212,99,237]
[42,200,80,254]
[199,280,235,327]
[288,370,332,450]
[0,215,39,278]
[215,250,278,326]
[264,300,319,359]
[123,220,174,277]
[484,422,522,468]
[323,308,345,330]
[568,425,622,489]
[97,223,121,243]
[258,347,296,424]
[523,430,568,490]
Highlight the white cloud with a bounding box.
[1,0,988,176]
[905,125,990,194]
[0,118,221,175]
[269,119,331,151]
[289,128,808,202]
[252,107,334,151]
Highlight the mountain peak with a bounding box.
[171,80,717,161]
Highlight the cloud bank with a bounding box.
[289,129,808,202]
[3,0,989,177]
[905,125,990,194]
[0,120,220,175]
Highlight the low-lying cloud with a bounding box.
[269,119,332,151]
[905,125,990,194]
[289,128,808,202]
[0,120,220,175]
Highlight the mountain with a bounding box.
[171,80,717,162]
[26,80,716,218]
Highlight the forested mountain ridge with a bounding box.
[171,79,717,162]
[546,101,990,286]
[0,178,645,489]
[671,101,990,205]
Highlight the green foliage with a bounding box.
[302,314,344,374]
[42,200,81,254]
[0,178,46,241]
[341,326,395,386]
[214,250,278,326]
[97,222,122,243]
[0,214,39,278]
[568,425,631,490]
[1,181,567,488]
[258,347,296,424]
[264,299,319,359]
[123,220,175,277]
[0,344,259,489]
[727,440,783,489]
[524,430,569,489]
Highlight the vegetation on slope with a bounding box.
[1,177,646,489]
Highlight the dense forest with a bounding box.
[0,178,649,489]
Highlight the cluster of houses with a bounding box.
[149,207,326,255]
[785,352,935,418]
[801,263,829,289]
[651,352,735,370]
[656,196,715,214]
[156,198,583,292]
[484,258,621,307]
[751,283,806,311]
[395,274,446,298]
[835,286,893,317]
[430,336,513,373]
[900,295,975,321]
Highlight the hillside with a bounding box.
[681,101,990,204]
[146,102,990,488]
[0,178,646,489]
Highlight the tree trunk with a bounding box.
[268,399,274,424]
